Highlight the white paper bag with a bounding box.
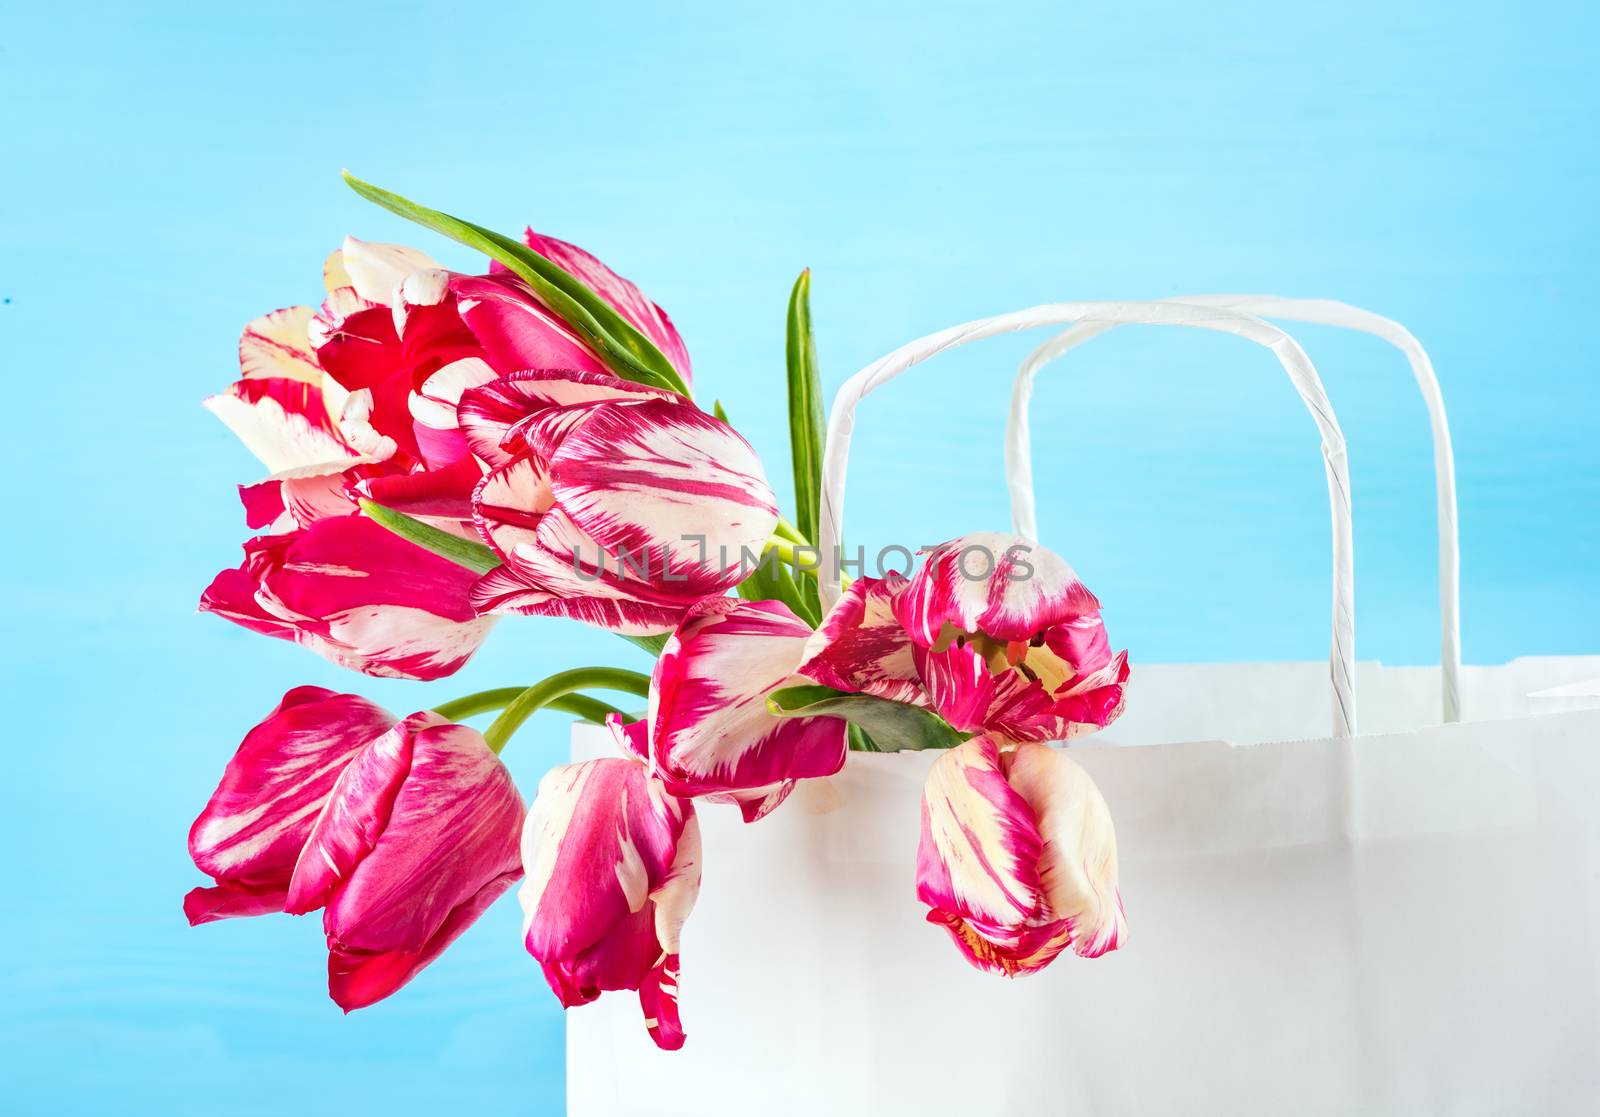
[566,300,1600,1116]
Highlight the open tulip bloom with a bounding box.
[186,173,1131,1051]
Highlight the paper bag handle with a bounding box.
[1006,296,1458,723]
[818,301,1358,739]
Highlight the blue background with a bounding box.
[3,1,1595,1112]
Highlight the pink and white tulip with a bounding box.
[200,515,494,680]
[614,598,849,821]
[918,736,1125,975]
[283,711,525,1011]
[464,371,779,635]
[185,687,396,924]
[804,532,1128,743]
[186,694,524,1009]
[520,758,701,1050]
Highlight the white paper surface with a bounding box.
[566,662,1600,1117]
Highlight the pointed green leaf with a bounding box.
[342,172,688,395]
[360,500,501,574]
[766,685,964,752]
[785,269,826,545]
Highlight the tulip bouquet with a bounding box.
[186,173,1132,1051]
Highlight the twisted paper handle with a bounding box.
[818,301,1358,738]
[1007,296,1458,723]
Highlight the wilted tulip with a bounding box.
[184,687,396,924]
[284,711,525,1011]
[520,758,701,1049]
[918,736,1125,975]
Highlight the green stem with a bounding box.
[483,667,652,754]
[433,687,626,725]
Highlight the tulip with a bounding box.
[614,598,849,821]
[200,514,494,681]
[520,758,701,1050]
[803,532,1128,743]
[309,232,692,467]
[184,687,396,924]
[918,736,1125,975]
[463,371,780,635]
[283,711,525,1011]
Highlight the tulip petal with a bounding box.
[523,229,693,385]
[204,378,362,476]
[913,641,1001,732]
[797,575,925,705]
[451,273,608,378]
[521,759,700,1049]
[329,868,516,1012]
[547,398,778,588]
[467,565,686,636]
[520,758,695,970]
[918,737,1042,938]
[239,306,321,383]
[647,598,846,809]
[200,516,494,680]
[339,236,440,304]
[457,369,672,468]
[186,687,394,924]
[308,720,523,956]
[896,531,1101,645]
[1003,744,1126,959]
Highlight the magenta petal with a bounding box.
[183,882,291,925]
[327,868,519,1012]
[895,532,1102,646]
[522,229,693,387]
[647,599,846,812]
[451,273,609,377]
[284,714,420,915]
[913,642,999,732]
[201,516,494,681]
[797,574,925,705]
[186,687,395,922]
[640,952,686,1050]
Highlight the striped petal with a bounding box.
[896,532,1101,646]
[548,398,778,591]
[457,369,671,468]
[646,598,846,819]
[520,759,701,1049]
[1003,744,1126,960]
[239,306,321,383]
[285,714,524,1010]
[468,565,687,636]
[199,516,494,680]
[452,272,608,378]
[918,737,1042,941]
[798,574,925,705]
[184,687,394,925]
[203,377,362,476]
[523,229,692,386]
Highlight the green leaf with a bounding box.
[766,685,965,752]
[785,269,826,545]
[360,500,501,574]
[737,543,820,627]
[342,172,689,395]
[620,632,670,656]
[712,399,731,424]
